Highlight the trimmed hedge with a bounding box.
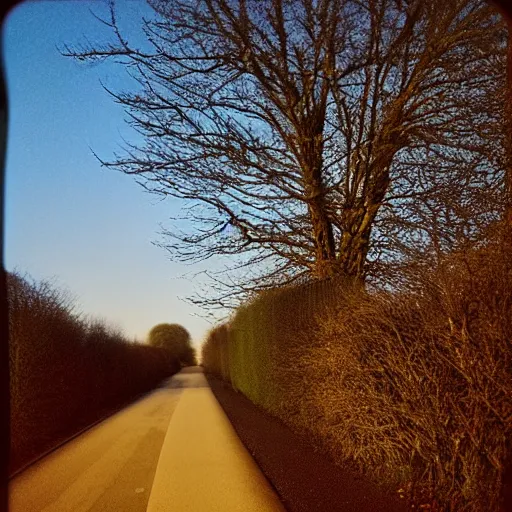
[8,272,181,474]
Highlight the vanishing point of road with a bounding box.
[9,366,285,512]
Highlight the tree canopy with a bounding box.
[147,323,196,366]
[63,0,508,309]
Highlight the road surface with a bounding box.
[9,367,284,512]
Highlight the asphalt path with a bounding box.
[9,369,194,512]
[8,367,284,512]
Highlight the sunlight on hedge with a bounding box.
[202,238,512,512]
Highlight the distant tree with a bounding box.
[147,323,195,366]
[181,344,198,367]
[7,271,178,473]
[63,0,507,308]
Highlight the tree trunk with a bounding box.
[307,188,337,279]
[300,114,337,279]
[338,208,375,279]
[505,30,512,234]
[338,154,392,280]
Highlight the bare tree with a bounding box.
[500,8,512,236]
[62,0,506,308]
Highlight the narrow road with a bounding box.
[9,367,202,512]
[9,367,284,512]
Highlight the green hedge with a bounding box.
[202,278,349,414]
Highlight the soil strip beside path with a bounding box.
[207,374,408,512]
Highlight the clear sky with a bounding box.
[2,1,222,349]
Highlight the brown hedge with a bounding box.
[202,240,512,511]
[8,272,181,474]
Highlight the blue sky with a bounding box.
[2,1,223,348]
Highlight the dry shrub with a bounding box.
[298,240,512,511]
[201,238,512,511]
